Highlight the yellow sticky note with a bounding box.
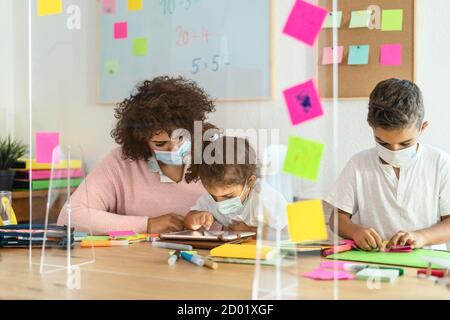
[128,0,143,11]
[38,0,62,16]
[287,199,327,243]
[210,244,273,260]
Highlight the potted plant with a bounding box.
[0,136,27,191]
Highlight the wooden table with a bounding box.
[0,243,448,300]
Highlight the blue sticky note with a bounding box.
[348,45,370,65]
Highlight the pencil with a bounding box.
[203,258,219,270]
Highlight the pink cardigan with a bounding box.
[57,147,205,235]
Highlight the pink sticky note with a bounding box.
[102,0,116,14]
[380,44,402,66]
[322,46,344,64]
[302,267,355,280]
[114,22,128,39]
[283,0,328,46]
[319,261,347,270]
[108,230,136,237]
[283,79,324,126]
[36,132,60,164]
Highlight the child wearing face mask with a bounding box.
[326,79,450,251]
[184,136,288,239]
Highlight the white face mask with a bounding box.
[214,182,250,215]
[376,142,418,168]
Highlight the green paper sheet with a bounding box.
[133,38,148,56]
[382,9,403,31]
[327,249,450,269]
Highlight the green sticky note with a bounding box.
[348,45,370,65]
[283,136,325,181]
[133,38,148,56]
[349,10,371,28]
[104,59,119,76]
[382,9,403,31]
[323,11,343,29]
[85,236,110,241]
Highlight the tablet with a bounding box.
[160,230,256,241]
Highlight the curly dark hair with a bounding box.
[185,136,260,187]
[111,76,216,161]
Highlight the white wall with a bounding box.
[6,0,450,199]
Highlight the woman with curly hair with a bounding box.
[57,76,215,235]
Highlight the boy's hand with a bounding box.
[352,227,383,251]
[184,211,214,231]
[387,230,427,249]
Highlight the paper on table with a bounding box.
[286,199,328,243]
[322,46,344,64]
[283,0,328,46]
[85,236,110,241]
[302,267,355,280]
[381,9,403,31]
[108,230,136,237]
[133,38,148,56]
[36,132,60,164]
[322,11,343,29]
[210,244,274,260]
[348,45,370,65]
[102,0,116,14]
[128,0,143,11]
[380,44,402,66]
[114,22,128,39]
[349,10,371,28]
[38,0,62,16]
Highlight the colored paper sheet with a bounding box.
[283,79,324,126]
[349,10,371,28]
[348,45,370,65]
[133,38,148,56]
[128,0,143,11]
[302,267,355,280]
[104,59,119,75]
[36,132,60,164]
[85,236,110,241]
[283,0,328,47]
[381,9,403,31]
[114,22,128,39]
[327,249,450,269]
[102,0,116,14]
[286,199,328,243]
[322,46,344,64]
[322,11,343,29]
[38,0,62,16]
[210,244,274,260]
[283,136,325,181]
[108,230,136,237]
[380,44,402,66]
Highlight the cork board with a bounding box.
[317,0,416,99]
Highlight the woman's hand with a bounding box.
[387,230,427,249]
[147,213,185,234]
[352,227,383,251]
[184,211,214,230]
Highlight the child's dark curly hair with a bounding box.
[111,76,215,161]
[185,136,260,187]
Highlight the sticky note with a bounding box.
[114,22,128,39]
[85,236,110,241]
[36,132,60,164]
[283,80,324,126]
[382,9,403,31]
[283,0,328,47]
[380,44,402,66]
[133,38,148,56]
[286,199,328,243]
[349,10,371,28]
[348,45,370,65]
[302,268,355,280]
[108,231,136,237]
[128,0,143,11]
[323,11,343,29]
[38,0,62,16]
[322,46,344,64]
[104,59,119,76]
[283,136,325,181]
[102,0,116,14]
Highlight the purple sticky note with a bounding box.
[36,132,60,164]
[102,0,116,14]
[114,22,128,39]
[283,0,328,46]
[380,44,402,66]
[283,79,324,126]
[322,46,344,64]
[302,267,355,280]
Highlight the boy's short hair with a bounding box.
[185,136,260,186]
[367,78,424,130]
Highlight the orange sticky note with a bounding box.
[287,199,328,243]
[128,0,143,11]
[38,0,62,16]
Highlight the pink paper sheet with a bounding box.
[302,267,355,280]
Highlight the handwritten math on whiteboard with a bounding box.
[98,0,272,103]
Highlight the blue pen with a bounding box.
[180,252,204,267]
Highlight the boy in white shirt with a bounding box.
[326,78,450,251]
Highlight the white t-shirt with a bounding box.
[191,180,288,238]
[325,143,450,250]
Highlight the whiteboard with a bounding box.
[98,0,272,103]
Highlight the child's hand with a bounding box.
[184,211,214,231]
[228,221,257,233]
[352,227,383,251]
[386,230,427,249]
